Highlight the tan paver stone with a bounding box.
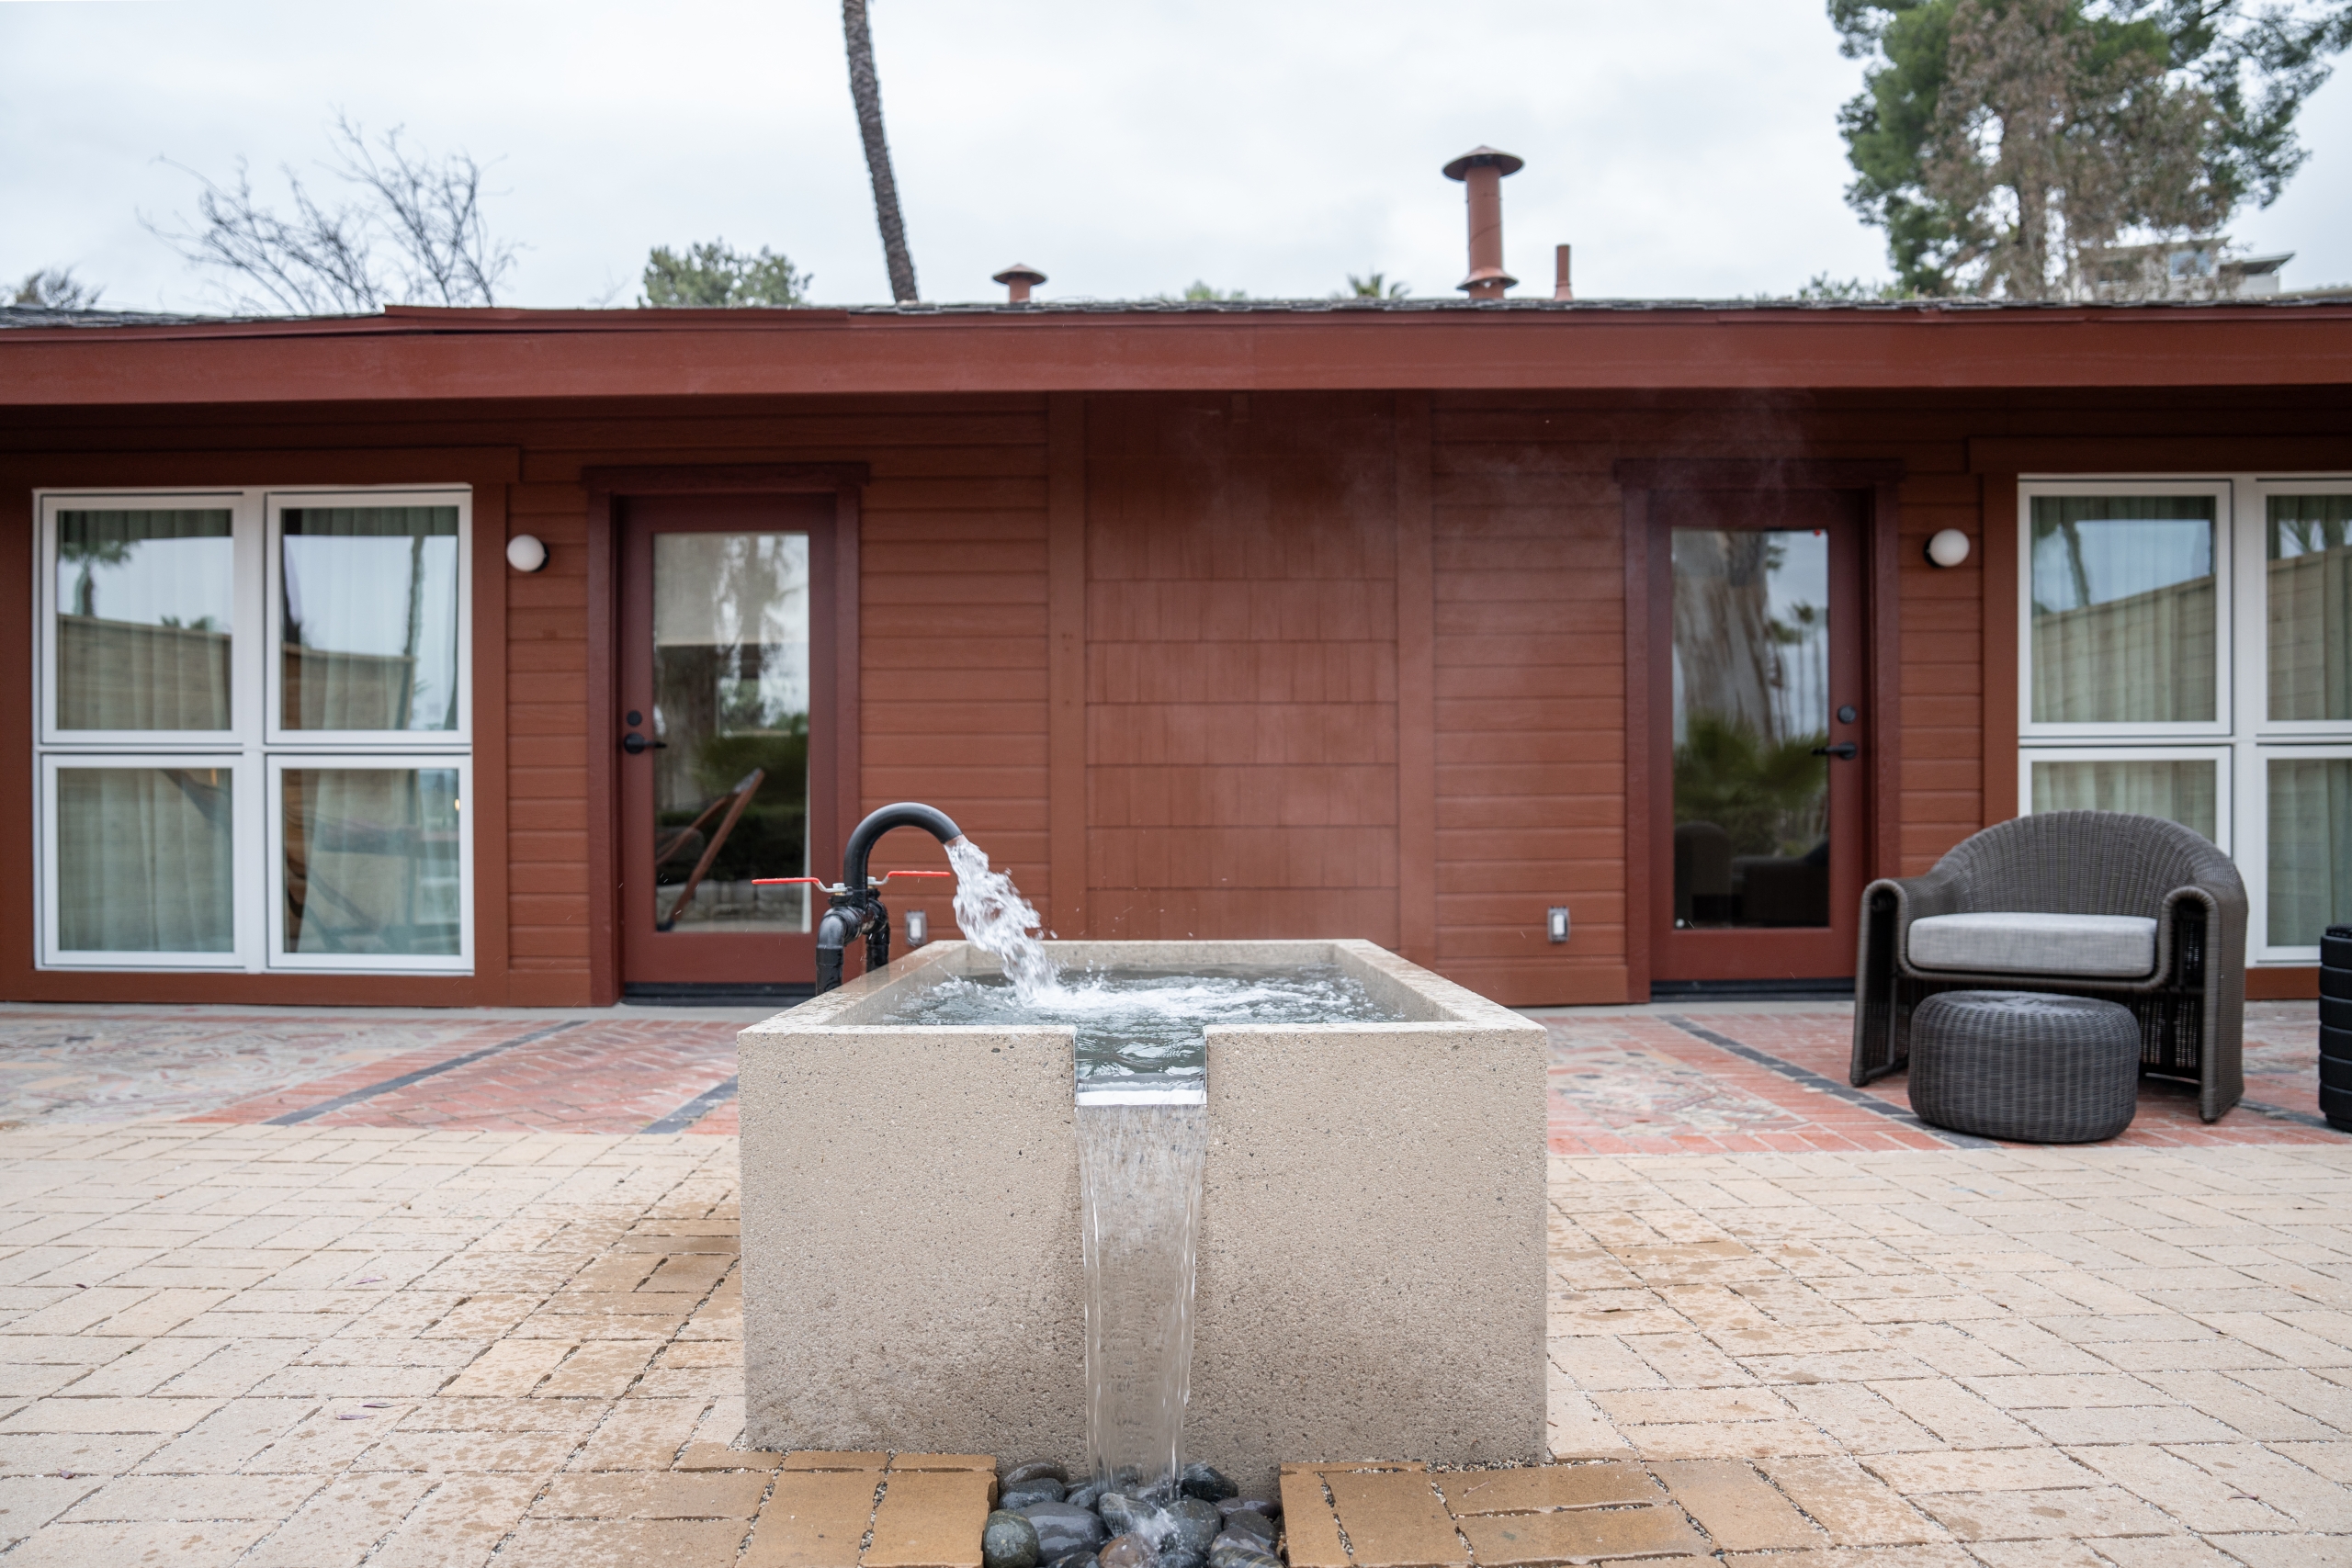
[1326,1469,1467,1567]
[748,1470,885,1568]
[239,1471,436,1568]
[2085,1538,2251,1568]
[1909,1484,2179,1541]
[498,1517,751,1567]
[2064,1443,2296,1534]
[1456,1505,1706,1564]
[62,1472,322,1521]
[352,1429,578,1472]
[1283,1461,1427,1473]
[864,1470,993,1568]
[1960,1541,2111,1568]
[1279,1472,1349,1568]
[2132,1371,2339,1440]
[0,1473,105,1543]
[1756,1457,1946,1547]
[2017,1404,2245,1445]
[1616,1420,1838,1461]
[2167,1442,2352,1532]
[0,1432,168,1475]
[2265,1439,2352,1483]
[1437,1464,1658,1516]
[443,1339,574,1397]
[538,1341,656,1399]
[395,1396,605,1436]
[1776,1382,1944,1452]
[889,1452,999,1472]
[1,1516,274,1567]
[2206,1532,2352,1566]
[1860,1449,2100,1495]
[680,1442,785,1472]
[786,1450,891,1471]
[1645,1460,1823,1551]
[537,1470,769,1518]
[0,1394,224,1435]
[1589,1389,1792,1426]
[1864,1379,2039,1449]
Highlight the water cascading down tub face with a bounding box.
[736,939,1546,1494]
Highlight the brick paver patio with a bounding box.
[2,1000,2348,1563]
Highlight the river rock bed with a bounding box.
[981,1462,1283,1568]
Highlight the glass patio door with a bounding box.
[1651,489,1869,984]
[617,493,831,988]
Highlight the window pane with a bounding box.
[283,768,461,956]
[56,766,234,952]
[2030,496,2216,723]
[2268,495,2352,722]
[2268,758,2352,948]
[56,508,233,730]
[281,506,460,730]
[650,533,812,931]
[2030,757,2217,841]
[1669,528,1830,929]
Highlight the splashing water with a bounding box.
[1078,1100,1205,1501]
[946,839,1061,1004]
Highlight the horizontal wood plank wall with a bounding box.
[509,398,1052,997]
[1083,393,1402,942]
[1429,398,1633,1005]
[9,386,2347,1007]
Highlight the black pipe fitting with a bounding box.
[813,802,967,995]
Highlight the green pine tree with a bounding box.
[1829,0,2352,298]
[639,242,811,308]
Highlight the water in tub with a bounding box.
[895,840,1403,1498]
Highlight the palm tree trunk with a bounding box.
[842,0,918,304]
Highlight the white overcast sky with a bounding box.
[5,0,2349,310]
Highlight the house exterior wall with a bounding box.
[4,384,2345,1008]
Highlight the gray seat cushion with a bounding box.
[1907,911,2158,978]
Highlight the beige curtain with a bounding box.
[2030,496,2216,724]
[2268,495,2352,722]
[2030,758,2217,841]
[2267,758,2352,947]
[280,507,460,731]
[56,767,234,952]
[55,509,233,730]
[282,767,460,956]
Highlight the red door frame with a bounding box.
[583,464,865,1003]
[1617,458,1903,998]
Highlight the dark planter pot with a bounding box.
[2324,926,2352,971]
[2320,1055,2352,1092]
[2324,964,2352,1001]
[2324,996,2352,1032]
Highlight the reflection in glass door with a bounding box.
[617,491,834,993]
[1650,488,1866,987]
[649,533,811,933]
[1670,528,1832,929]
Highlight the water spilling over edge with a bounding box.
[1076,1101,1205,1500]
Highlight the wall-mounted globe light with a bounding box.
[506,534,548,572]
[1925,528,1971,569]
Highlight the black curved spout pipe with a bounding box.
[814,802,967,995]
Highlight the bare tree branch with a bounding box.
[142,118,516,315]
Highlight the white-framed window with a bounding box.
[2019,746,2233,856]
[34,486,472,974]
[2019,474,2352,964]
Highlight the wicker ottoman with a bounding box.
[1909,990,2141,1143]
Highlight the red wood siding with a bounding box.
[1082,394,1401,942]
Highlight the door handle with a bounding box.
[620,732,668,755]
[1811,742,1859,760]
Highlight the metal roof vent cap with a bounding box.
[1442,146,1523,299]
[991,264,1047,304]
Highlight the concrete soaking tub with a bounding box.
[736,938,1546,1493]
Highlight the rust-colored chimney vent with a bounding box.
[1442,146,1523,299]
[992,264,1046,304]
[1555,243,1573,301]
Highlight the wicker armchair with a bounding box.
[1850,811,2247,1122]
